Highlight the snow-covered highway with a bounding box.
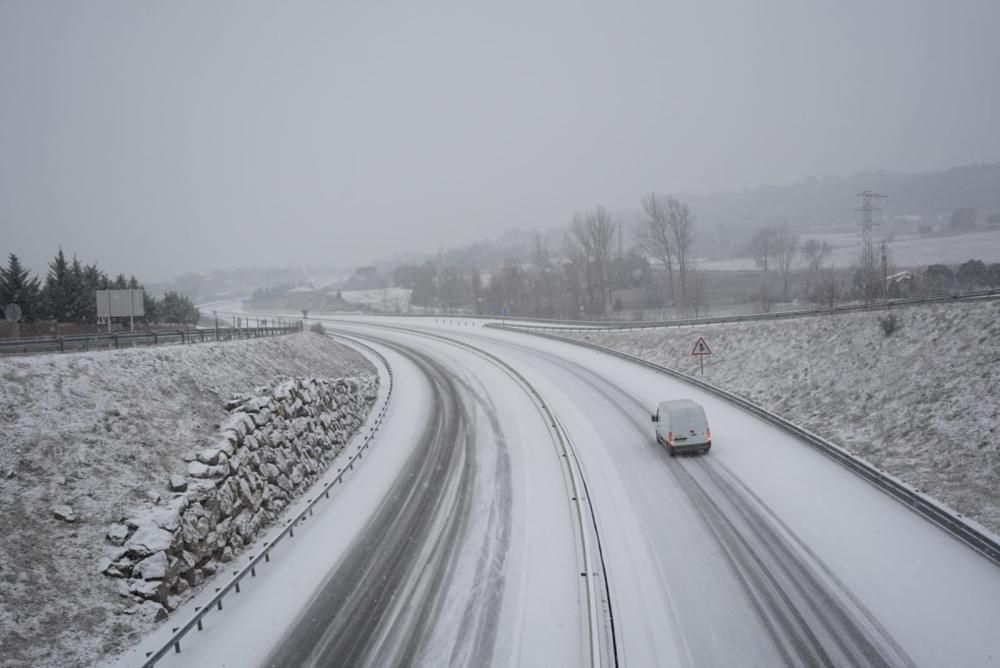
[130,315,1000,667]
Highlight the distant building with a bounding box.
[886,271,916,298]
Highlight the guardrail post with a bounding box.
[59,337,65,352]
[113,334,119,349]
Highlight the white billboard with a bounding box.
[96,289,145,318]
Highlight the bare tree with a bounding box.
[666,198,695,307]
[564,205,616,315]
[748,227,776,272]
[531,234,558,317]
[758,278,775,313]
[815,268,844,308]
[800,237,831,302]
[634,194,695,308]
[688,266,707,317]
[800,238,832,272]
[772,224,800,301]
[634,193,675,305]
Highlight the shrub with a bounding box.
[878,313,900,337]
[309,321,325,335]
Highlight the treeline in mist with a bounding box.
[390,194,1000,318]
[232,186,1000,321]
[394,197,698,318]
[0,250,199,325]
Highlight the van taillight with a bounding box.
[706,428,712,441]
[667,431,673,445]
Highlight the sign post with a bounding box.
[4,303,22,339]
[691,336,712,375]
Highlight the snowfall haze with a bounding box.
[1,0,999,280]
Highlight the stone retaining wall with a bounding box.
[99,375,378,616]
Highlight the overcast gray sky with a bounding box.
[2,0,998,281]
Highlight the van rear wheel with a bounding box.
[668,446,676,457]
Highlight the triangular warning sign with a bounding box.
[691,336,712,355]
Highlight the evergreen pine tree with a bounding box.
[143,291,159,323]
[159,291,199,324]
[0,253,42,321]
[68,256,89,322]
[42,248,73,321]
[79,263,107,323]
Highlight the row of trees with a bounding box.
[926,260,1000,291]
[634,194,695,307]
[0,251,200,325]
[746,224,804,301]
[389,194,699,319]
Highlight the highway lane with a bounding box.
[329,318,1000,667]
[130,327,585,668]
[493,336,912,667]
[310,328,602,668]
[264,342,483,667]
[155,307,1000,667]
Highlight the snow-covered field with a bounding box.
[562,299,1000,534]
[0,333,373,668]
[700,228,1000,270]
[338,287,412,312]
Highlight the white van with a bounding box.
[651,399,712,456]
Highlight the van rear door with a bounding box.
[674,407,709,445]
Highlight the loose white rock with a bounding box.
[134,551,169,580]
[52,505,77,523]
[168,474,188,492]
[106,524,130,545]
[124,524,174,557]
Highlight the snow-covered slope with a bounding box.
[562,299,1000,533]
[0,333,373,668]
[699,228,1000,270]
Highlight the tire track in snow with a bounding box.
[328,320,619,667]
[263,342,500,667]
[484,336,914,667]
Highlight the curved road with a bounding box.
[265,343,494,667]
[137,314,1000,667]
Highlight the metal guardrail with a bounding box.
[500,327,1000,569]
[490,288,1000,333]
[224,288,1000,332]
[139,335,394,667]
[0,325,302,356]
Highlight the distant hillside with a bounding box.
[168,162,1000,291]
[370,162,1000,268]
[682,162,1000,227]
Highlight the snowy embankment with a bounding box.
[563,299,1000,534]
[0,333,374,668]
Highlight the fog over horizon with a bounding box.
[2,0,999,282]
